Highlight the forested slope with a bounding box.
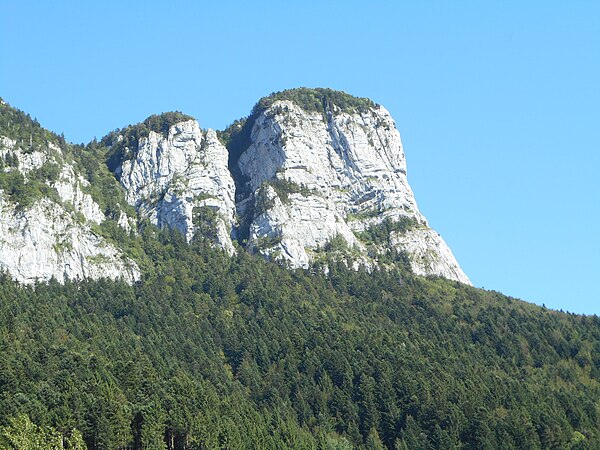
[0,229,598,449]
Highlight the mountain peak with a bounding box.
[102,111,196,173]
[232,92,470,283]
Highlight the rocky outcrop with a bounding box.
[0,132,139,284]
[390,228,469,283]
[114,120,236,254]
[0,198,139,283]
[234,94,470,284]
[54,165,105,224]
[243,184,361,268]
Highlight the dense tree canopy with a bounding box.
[0,228,598,449]
[250,88,377,117]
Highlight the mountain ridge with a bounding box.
[0,88,469,285]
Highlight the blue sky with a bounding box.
[2,1,599,314]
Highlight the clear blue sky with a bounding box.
[2,1,599,314]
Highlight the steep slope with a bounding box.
[227,89,470,283]
[0,99,139,283]
[104,113,236,254]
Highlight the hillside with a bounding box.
[0,91,598,449]
[0,232,599,449]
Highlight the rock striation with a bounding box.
[0,197,139,283]
[0,128,139,284]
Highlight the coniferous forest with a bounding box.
[0,228,599,449]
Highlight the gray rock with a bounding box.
[0,91,470,285]
[0,136,139,283]
[116,120,236,253]
[236,100,470,284]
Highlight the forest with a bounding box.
[0,228,599,449]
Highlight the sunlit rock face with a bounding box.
[0,134,139,284]
[0,91,470,285]
[235,97,470,284]
[0,198,140,283]
[115,120,237,254]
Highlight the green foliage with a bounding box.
[323,234,350,253]
[252,233,283,251]
[33,162,61,183]
[346,208,381,222]
[53,236,74,254]
[0,99,131,218]
[252,88,377,117]
[141,112,195,136]
[217,116,252,187]
[0,100,69,208]
[253,184,277,216]
[365,428,386,450]
[215,117,246,154]
[0,98,67,154]
[251,178,314,221]
[268,177,314,204]
[2,152,19,168]
[90,219,150,271]
[0,230,599,449]
[357,216,420,245]
[70,140,136,220]
[0,168,60,209]
[192,205,221,242]
[0,414,85,449]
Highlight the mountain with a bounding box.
[0,89,468,285]
[226,89,469,283]
[2,90,598,450]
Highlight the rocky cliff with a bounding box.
[0,89,470,285]
[0,102,140,283]
[230,90,470,284]
[108,116,236,254]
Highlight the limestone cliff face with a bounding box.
[114,120,236,254]
[0,132,139,284]
[0,90,470,285]
[0,197,139,283]
[235,97,470,284]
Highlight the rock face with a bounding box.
[0,132,139,284]
[234,94,470,284]
[0,198,139,283]
[114,119,236,254]
[0,90,470,285]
